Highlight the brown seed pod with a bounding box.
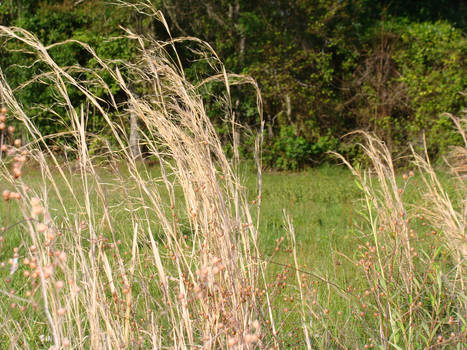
[12,168,22,178]
[2,190,10,201]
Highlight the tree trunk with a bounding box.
[285,94,292,123]
[267,118,274,139]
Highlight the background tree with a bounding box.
[1,0,465,168]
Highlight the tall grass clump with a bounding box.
[0,4,279,349]
[316,123,467,348]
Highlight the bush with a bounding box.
[348,19,466,158]
[264,126,338,170]
[393,20,466,155]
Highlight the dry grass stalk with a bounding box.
[329,127,466,348]
[412,110,467,261]
[0,5,275,349]
[331,131,414,292]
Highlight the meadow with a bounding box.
[1,156,465,349]
[0,6,466,349]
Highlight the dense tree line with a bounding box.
[0,0,465,169]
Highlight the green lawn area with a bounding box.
[252,166,360,254]
[0,162,463,348]
[1,163,361,270]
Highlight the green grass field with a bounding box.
[3,162,463,348]
[0,164,360,345]
[1,164,361,265]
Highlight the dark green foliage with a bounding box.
[0,1,138,139]
[264,126,339,170]
[0,0,465,169]
[393,21,466,155]
[344,19,466,159]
